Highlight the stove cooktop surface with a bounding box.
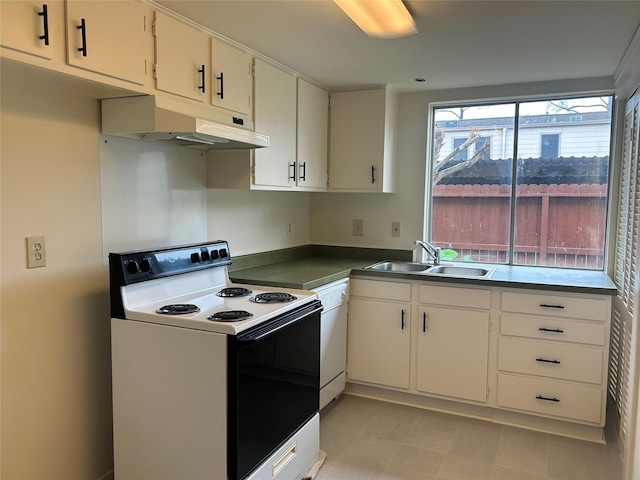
[121,277,316,335]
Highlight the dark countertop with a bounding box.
[230,256,379,290]
[229,253,617,295]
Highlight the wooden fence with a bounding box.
[432,183,608,268]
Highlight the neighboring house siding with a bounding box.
[437,116,611,160]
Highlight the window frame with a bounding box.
[425,94,615,271]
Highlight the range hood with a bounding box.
[101,95,269,150]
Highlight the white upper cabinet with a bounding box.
[65,0,150,85]
[210,36,252,117]
[296,78,328,191]
[1,0,64,61]
[329,87,397,192]
[153,10,209,102]
[253,58,297,189]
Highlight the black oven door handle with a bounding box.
[237,301,323,344]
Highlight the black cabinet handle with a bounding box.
[39,4,49,45]
[536,357,561,364]
[198,65,206,93]
[540,303,564,309]
[289,162,296,181]
[216,71,224,99]
[422,312,427,332]
[536,395,560,402]
[539,327,564,333]
[300,162,306,181]
[371,165,376,184]
[77,18,87,56]
[401,310,405,330]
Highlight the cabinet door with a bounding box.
[329,89,384,191]
[66,0,149,85]
[417,306,489,402]
[296,79,328,190]
[253,59,296,188]
[154,10,208,102]
[347,298,410,389]
[210,36,252,116]
[1,0,63,60]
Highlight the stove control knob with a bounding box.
[219,248,228,258]
[190,252,201,263]
[140,259,151,272]
[211,250,220,259]
[126,261,139,274]
[201,250,211,261]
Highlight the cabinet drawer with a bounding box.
[501,292,607,321]
[501,314,605,346]
[498,337,602,384]
[497,374,602,424]
[419,285,490,309]
[350,279,411,302]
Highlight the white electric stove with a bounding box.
[109,241,322,480]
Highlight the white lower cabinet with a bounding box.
[417,306,490,402]
[497,290,610,426]
[347,280,411,389]
[346,276,612,441]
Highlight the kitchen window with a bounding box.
[428,95,613,269]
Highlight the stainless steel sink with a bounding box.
[365,261,431,273]
[427,265,495,277]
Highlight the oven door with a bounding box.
[227,300,322,480]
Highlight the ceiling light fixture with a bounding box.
[334,0,418,39]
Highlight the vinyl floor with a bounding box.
[318,394,623,480]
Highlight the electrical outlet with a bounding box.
[287,223,293,236]
[392,222,401,237]
[353,219,364,236]
[26,236,46,268]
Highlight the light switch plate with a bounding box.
[392,222,401,237]
[353,219,364,236]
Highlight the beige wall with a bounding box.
[1,72,113,478]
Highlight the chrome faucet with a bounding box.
[415,240,441,265]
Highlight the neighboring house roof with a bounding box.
[436,112,611,129]
[437,156,609,185]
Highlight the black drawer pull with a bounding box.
[536,395,560,402]
[539,327,564,333]
[536,357,561,364]
[422,312,427,332]
[371,165,376,184]
[39,4,49,45]
[539,303,565,309]
[401,310,405,330]
[300,162,306,181]
[289,162,296,181]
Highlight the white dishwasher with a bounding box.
[313,278,349,409]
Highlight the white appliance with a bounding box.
[314,279,349,409]
[109,241,321,480]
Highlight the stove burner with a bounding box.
[207,310,254,322]
[156,304,200,315]
[250,292,298,304]
[216,287,253,298]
